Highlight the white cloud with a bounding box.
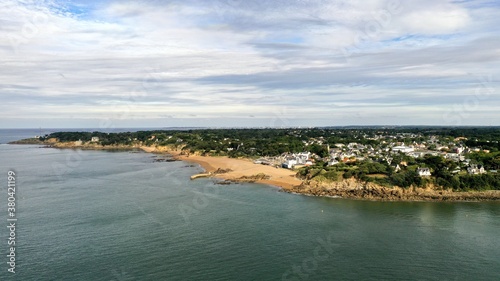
[398,4,470,34]
[0,0,499,128]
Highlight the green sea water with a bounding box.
[1,141,499,280]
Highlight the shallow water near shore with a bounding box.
[1,137,500,280]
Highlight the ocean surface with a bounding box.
[0,129,499,280]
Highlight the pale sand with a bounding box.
[140,146,302,189]
[140,146,157,153]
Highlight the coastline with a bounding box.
[10,141,500,202]
[140,145,302,189]
[141,145,500,202]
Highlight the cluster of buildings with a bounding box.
[281,152,313,169]
[273,134,494,177]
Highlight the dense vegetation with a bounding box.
[43,129,332,157]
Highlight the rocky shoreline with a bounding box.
[9,138,143,151]
[8,138,45,145]
[9,140,500,202]
[287,178,500,202]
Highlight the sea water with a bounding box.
[0,129,499,280]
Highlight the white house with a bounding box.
[91,136,99,142]
[295,152,311,164]
[467,164,486,175]
[394,164,401,172]
[347,142,359,149]
[417,167,431,177]
[444,153,465,162]
[392,145,414,153]
[282,159,297,169]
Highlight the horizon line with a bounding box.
[1,125,499,130]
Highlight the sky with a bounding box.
[0,0,499,128]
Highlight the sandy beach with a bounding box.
[141,146,302,189]
[181,155,302,189]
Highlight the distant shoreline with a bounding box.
[9,139,500,202]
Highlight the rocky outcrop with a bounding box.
[48,142,141,150]
[286,178,500,202]
[11,139,149,151]
[237,173,271,182]
[8,138,44,144]
[213,168,233,174]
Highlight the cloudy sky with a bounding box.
[0,0,499,128]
